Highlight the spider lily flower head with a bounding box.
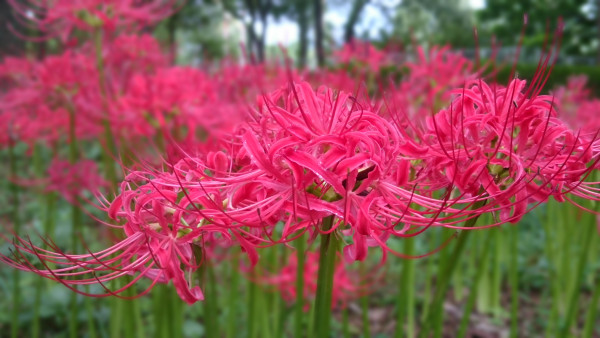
[103,34,168,87]
[8,0,182,42]
[0,51,102,148]
[0,167,243,305]
[422,77,596,224]
[163,81,464,263]
[389,45,477,125]
[334,39,389,73]
[117,67,217,139]
[552,76,600,141]
[46,159,107,203]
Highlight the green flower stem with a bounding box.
[32,144,44,338]
[420,234,435,323]
[508,225,519,338]
[294,232,306,337]
[275,245,288,337]
[67,105,82,338]
[395,236,416,338]
[205,263,220,338]
[582,274,600,338]
[342,307,350,338]
[313,215,339,338]
[193,246,219,338]
[491,228,502,318]
[419,200,486,338]
[226,252,240,338]
[558,203,597,337]
[152,285,166,337]
[248,270,258,338]
[8,140,21,338]
[457,231,493,337]
[92,28,118,190]
[360,262,371,338]
[543,201,560,336]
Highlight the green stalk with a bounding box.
[491,228,502,318]
[193,246,219,338]
[93,30,118,190]
[420,233,435,323]
[508,225,519,338]
[67,106,82,338]
[8,140,21,338]
[32,144,44,338]
[342,307,350,338]
[226,252,240,338]
[360,261,371,338]
[419,201,485,338]
[399,236,416,338]
[457,231,492,337]
[543,201,560,336]
[476,231,491,314]
[259,282,271,338]
[275,245,288,338]
[94,29,145,338]
[152,285,165,337]
[313,215,339,338]
[294,232,306,337]
[248,271,257,338]
[582,275,600,338]
[558,210,596,337]
[205,263,220,338]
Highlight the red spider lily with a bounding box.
[46,159,107,203]
[388,45,477,125]
[0,50,103,148]
[0,169,243,304]
[335,40,389,73]
[553,76,600,140]
[263,252,365,311]
[103,34,168,88]
[420,77,597,224]
[116,67,220,139]
[159,81,466,263]
[8,0,182,42]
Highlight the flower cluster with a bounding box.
[2,7,599,308]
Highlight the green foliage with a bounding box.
[385,0,477,48]
[492,63,600,94]
[478,0,598,57]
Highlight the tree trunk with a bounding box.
[257,0,270,63]
[167,10,179,64]
[297,0,309,68]
[0,1,24,59]
[313,0,325,67]
[344,0,369,44]
[597,0,600,64]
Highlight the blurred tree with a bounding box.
[593,0,600,64]
[314,0,325,66]
[479,0,597,59]
[387,0,476,48]
[220,0,285,63]
[0,0,26,59]
[292,0,312,68]
[344,0,370,43]
[169,0,241,63]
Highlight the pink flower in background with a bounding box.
[9,0,182,42]
[46,159,107,203]
[553,76,600,140]
[335,40,388,72]
[264,252,363,310]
